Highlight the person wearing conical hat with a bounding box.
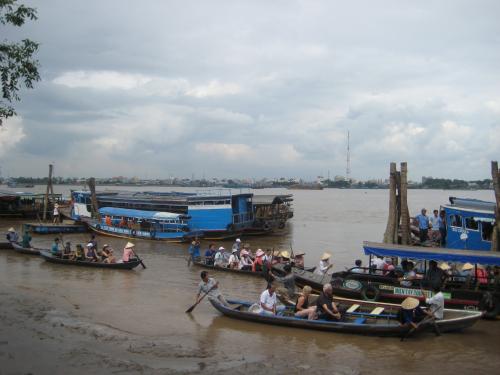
[6,227,19,243]
[400,297,425,329]
[122,241,137,263]
[293,251,305,269]
[314,252,332,276]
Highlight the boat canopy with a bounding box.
[99,207,188,221]
[363,241,500,266]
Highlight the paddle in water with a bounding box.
[186,284,216,313]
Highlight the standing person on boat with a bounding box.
[52,203,60,224]
[21,230,32,248]
[204,243,216,265]
[421,285,444,320]
[238,249,253,270]
[228,249,240,269]
[122,242,137,263]
[188,239,201,263]
[214,246,227,267]
[294,285,317,319]
[429,209,441,243]
[315,283,341,321]
[196,271,228,306]
[424,260,445,289]
[258,282,278,315]
[314,252,332,276]
[439,210,447,247]
[6,227,19,243]
[51,238,62,256]
[274,264,296,299]
[416,208,430,244]
[232,238,242,257]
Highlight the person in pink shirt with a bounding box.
[122,242,136,262]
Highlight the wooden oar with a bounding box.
[400,306,440,341]
[132,248,147,269]
[186,284,216,313]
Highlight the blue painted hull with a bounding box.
[25,223,88,234]
[88,222,201,243]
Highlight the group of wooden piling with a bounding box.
[383,161,500,252]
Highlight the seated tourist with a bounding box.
[62,241,72,259]
[214,246,227,267]
[252,249,266,272]
[258,282,278,315]
[85,242,98,262]
[101,244,112,262]
[315,283,341,321]
[228,249,240,269]
[239,250,253,270]
[351,259,365,274]
[400,261,417,287]
[294,285,317,319]
[51,238,62,257]
[73,244,85,261]
[204,243,216,265]
[105,248,117,263]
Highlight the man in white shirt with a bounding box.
[214,246,227,267]
[422,285,444,320]
[371,256,384,274]
[258,283,277,315]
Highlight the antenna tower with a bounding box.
[346,130,351,181]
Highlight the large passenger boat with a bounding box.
[70,190,293,239]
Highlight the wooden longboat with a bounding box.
[11,242,42,255]
[39,250,142,270]
[210,298,482,337]
[24,222,87,234]
[193,259,265,278]
[0,241,14,250]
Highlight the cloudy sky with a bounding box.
[1,0,499,180]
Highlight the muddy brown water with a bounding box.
[1,186,499,374]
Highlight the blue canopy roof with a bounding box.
[363,241,500,266]
[99,207,188,221]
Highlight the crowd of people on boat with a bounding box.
[413,208,447,246]
[189,237,305,274]
[47,235,139,264]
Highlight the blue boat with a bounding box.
[85,207,202,242]
[441,197,495,251]
[70,190,293,239]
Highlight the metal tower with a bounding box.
[346,130,351,181]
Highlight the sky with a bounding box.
[0,0,499,181]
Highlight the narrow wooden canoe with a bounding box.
[0,241,14,250]
[210,298,482,337]
[39,250,142,270]
[11,242,42,255]
[193,260,265,278]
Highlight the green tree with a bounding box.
[0,0,40,126]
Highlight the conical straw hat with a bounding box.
[280,250,290,259]
[438,262,451,271]
[8,227,15,232]
[401,297,419,310]
[125,242,135,248]
[462,262,474,271]
[321,252,331,261]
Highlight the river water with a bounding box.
[0,186,498,374]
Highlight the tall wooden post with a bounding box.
[42,164,54,221]
[491,161,500,252]
[87,177,101,221]
[400,162,410,245]
[384,162,397,243]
